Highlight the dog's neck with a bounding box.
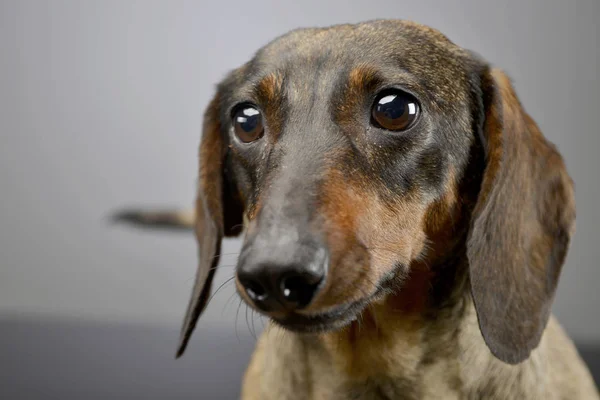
[311,246,471,385]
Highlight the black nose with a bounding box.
[237,242,328,312]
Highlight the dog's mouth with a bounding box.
[269,273,399,333]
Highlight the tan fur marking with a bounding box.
[256,71,285,137]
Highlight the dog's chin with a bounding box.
[270,285,392,334]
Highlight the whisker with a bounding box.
[251,308,258,340]
[207,263,238,273]
[204,276,236,308]
[245,304,256,340]
[184,264,237,284]
[210,251,241,261]
[259,314,266,331]
[222,289,240,315]
[235,298,244,343]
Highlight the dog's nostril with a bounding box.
[281,275,303,301]
[243,280,267,302]
[280,273,321,309]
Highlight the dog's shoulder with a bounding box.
[542,316,599,399]
[459,306,599,400]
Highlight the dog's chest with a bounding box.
[305,326,463,400]
[335,379,420,400]
[308,360,463,400]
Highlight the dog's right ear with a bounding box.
[176,93,244,358]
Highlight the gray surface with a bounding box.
[0,0,598,397]
[0,318,597,399]
[0,317,255,399]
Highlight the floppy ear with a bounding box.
[467,67,576,364]
[176,93,244,358]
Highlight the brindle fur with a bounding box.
[115,20,599,399]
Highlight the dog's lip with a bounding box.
[270,284,391,333]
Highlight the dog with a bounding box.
[114,20,599,399]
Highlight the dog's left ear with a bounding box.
[467,66,576,364]
[176,93,244,358]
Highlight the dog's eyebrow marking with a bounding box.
[343,64,384,104]
[333,64,383,127]
[254,71,286,137]
[348,64,381,91]
[255,72,285,104]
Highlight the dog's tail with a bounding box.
[111,207,195,231]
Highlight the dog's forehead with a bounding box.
[261,20,454,58]
[226,20,472,106]
[267,22,462,73]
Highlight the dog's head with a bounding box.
[180,20,575,365]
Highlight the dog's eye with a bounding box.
[371,90,419,131]
[233,105,264,143]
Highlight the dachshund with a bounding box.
[114,20,599,399]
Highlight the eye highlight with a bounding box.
[371,90,419,131]
[233,105,264,143]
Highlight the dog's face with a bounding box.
[179,20,575,365]
[226,22,474,323]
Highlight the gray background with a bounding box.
[0,0,598,398]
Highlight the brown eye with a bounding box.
[371,90,419,131]
[233,105,264,143]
